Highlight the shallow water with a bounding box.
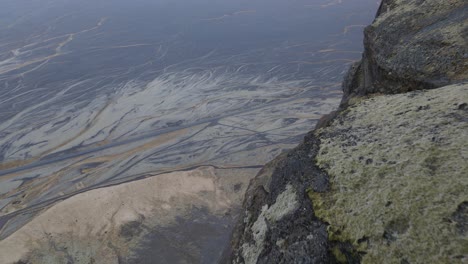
[0,0,378,262]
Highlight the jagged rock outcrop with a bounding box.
[226,135,333,264]
[342,0,467,104]
[226,0,468,263]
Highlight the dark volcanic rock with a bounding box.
[227,135,331,263]
[226,0,468,263]
[225,133,360,264]
[342,0,468,104]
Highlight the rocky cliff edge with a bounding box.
[226,1,468,263]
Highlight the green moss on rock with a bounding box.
[331,246,347,263]
[312,84,468,263]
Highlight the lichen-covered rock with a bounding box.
[227,1,468,263]
[241,184,299,264]
[225,137,334,264]
[342,0,468,103]
[313,83,468,263]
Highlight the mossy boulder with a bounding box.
[313,83,468,263]
[227,0,467,263]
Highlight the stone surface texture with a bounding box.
[227,0,468,263]
[314,84,468,263]
[342,0,467,103]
